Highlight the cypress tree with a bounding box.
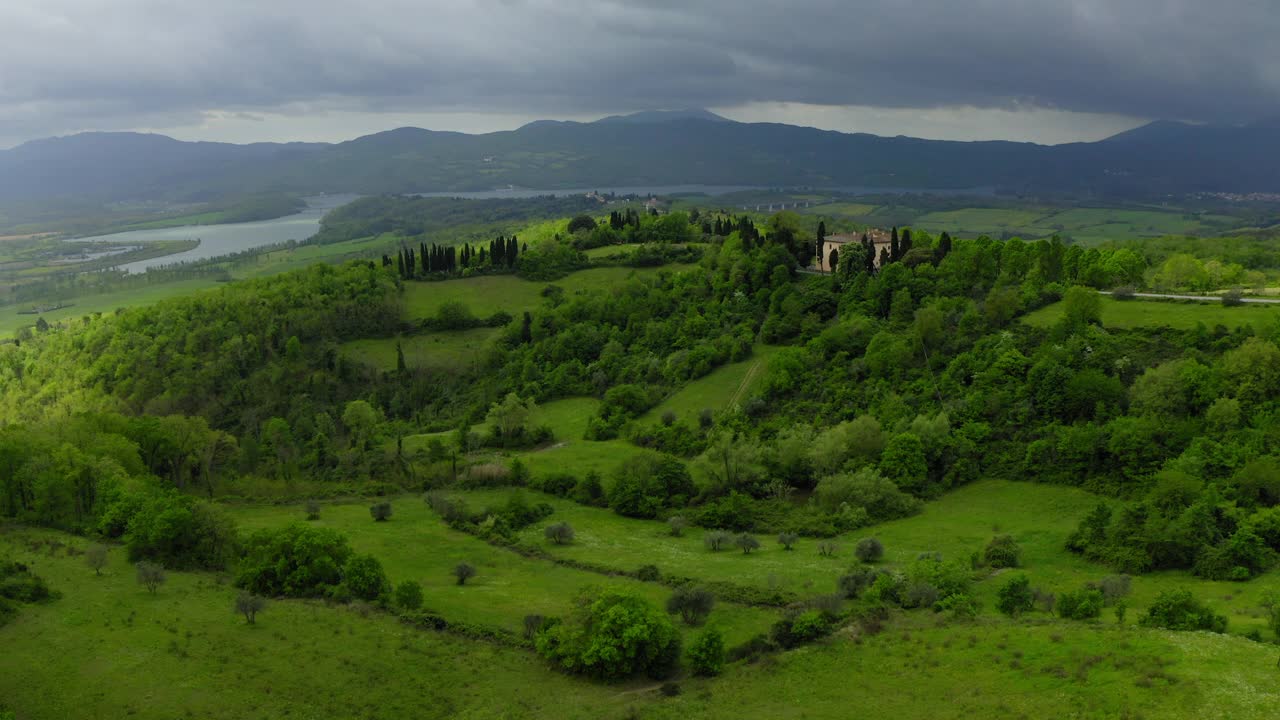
[396,341,406,373]
[507,236,518,267]
[395,253,405,277]
[937,231,953,260]
[890,227,900,263]
[900,228,912,259]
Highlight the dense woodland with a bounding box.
[4,197,1280,683]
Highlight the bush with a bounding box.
[135,561,166,594]
[395,580,424,610]
[735,534,761,554]
[790,610,832,642]
[370,502,393,522]
[86,544,109,575]
[996,573,1035,617]
[1139,589,1228,633]
[571,472,606,506]
[666,585,716,625]
[687,627,726,676]
[453,562,476,586]
[636,564,661,582]
[983,535,1021,569]
[343,554,389,601]
[818,540,839,557]
[667,516,688,537]
[704,530,731,552]
[236,524,353,598]
[523,614,546,639]
[235,592,266,624]
[1057,587,1104,620]
[837,567,877,599]
[607,454,695,519]
[777,532,798,551]
[1098,574,1132,605]
[854,537,884,563]
[545,522,575,545]
[1222,288,1245,306]
[902,582,940,610]
[0,562,60,604]
[535,473,578,497]
[536,590,680,680]
[124,493,238,571]
[1112,285,1136,300]
[304,500,321,521]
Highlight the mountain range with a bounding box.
[2,109,1278,205]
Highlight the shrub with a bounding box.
[607,454,695,519]
[571,472,606,506]
[536,590,680,680]
[983,535,1021,568]
[86,544,108,575]
[735,534,761,554]
[236,524,353,598]
[996,573,1035,617]
[790,610,832,642]
[1112,285,1136,300]
[636,565,661,582]
[854,537,884,563]
[235,592,266,624]
[837,567,877,599]
[687,628,726,676]
[937,593,979,619]
[523,614,546,639]
[1057,587,1104,621]
[818,541,839,557]
[453,562,477,586]
[667,516,688,537]
[135,561,166,594]
[1098,574,1132,605]
[535,473,578,497]
[304,500,321,521]
[395,581,424,610]
[124,493,238,570]
[370,502,393,522]
[704,531,731,552]
[902,582,940,610]
[666,585,716,625]
[344,554,389,601]
[545,522,575,545]
[1222,288,1244,306]
[698,409,714,429]
[1139,589,1228,633]
[777,532,798,551]
[661,410,677,427]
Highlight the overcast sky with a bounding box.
[2,0,1277,149]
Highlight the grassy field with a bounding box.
[402,265,695,321]
[637,346,778,425]
[1023,296,1280,331]
[913,208,1056,238]
[226,499,777,647]
[0,278,225,336]
[909,206,1242,243]
[0,527,638,720]
[812,202,877,218]
[451,480,1280,639]
[342,328,501,372]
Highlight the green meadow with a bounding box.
[1023,296,1280,331]
[637,346,779,425]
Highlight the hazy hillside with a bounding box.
[3,112,1279,205]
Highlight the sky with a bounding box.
[1,0,1277,149]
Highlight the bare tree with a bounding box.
[86,543,108,575]
[136,561,166,594]
[235,592,267,624]
[544,522,575,545]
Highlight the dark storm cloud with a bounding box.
[1,0,1277,143]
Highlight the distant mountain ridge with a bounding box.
[2,111,1277,204]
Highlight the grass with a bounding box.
[342,328,501,372]
[910,206,1242,243]
[914,208,1055,238]
[810,202,877,218]
[1023,296,1280,331]
[0,279,225,337]
[226,499,776,647]
[637,346,779,425]
[402,265,695,321]
[0,527,637,720]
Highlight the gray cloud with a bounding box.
[1,0,1277,145]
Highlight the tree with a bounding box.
[236,524,352,598]
[342,400,382,452]
[395,580,424,609]
[304,500,321,521]
[86,543,108,575]
[703,530,731,552]
[486,393,534,447]
[996,573,1034,617]
[855,537,884,563]
[536,589,680,680]
[370,501,393,522]
[135,561,166,594]
[1057,587,1104,620]
[1060,286,1102,332]
[453,562,477,586]
[545,522,575,545]
[879,433,928,494]
[777,532,798,551]
[984,535,1021,568]
[734,534,760,554]
[666,585,716,625]
[344,554,389,601]
[235,592,266,624]
[668,516,688,537]
[687,627,725,676]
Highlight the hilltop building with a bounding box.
[816,229,893,272]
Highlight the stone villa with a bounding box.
[815,229,893,273]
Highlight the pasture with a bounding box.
[1023,296,1280,331]
[637,346,778,425]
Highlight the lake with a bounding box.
[80,195,358,273]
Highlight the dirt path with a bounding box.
[729,358,763,408]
